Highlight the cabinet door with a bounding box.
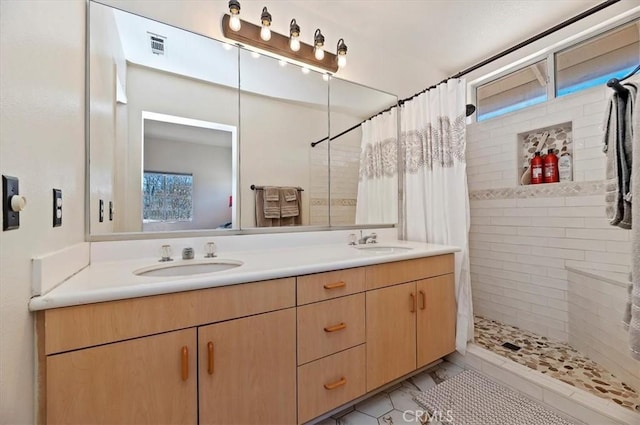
[417,274,456,367]
[47,328,197,424]
[366,282,416,392]
[199,308,296,425]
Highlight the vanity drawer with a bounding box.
[297,267,365,305]
[297,294,365,365]
[365,254,454,290]
[297,344,366,424]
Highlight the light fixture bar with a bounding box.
[222,14,339,73]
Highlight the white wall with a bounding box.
[0,1,85,423]
[143,138,232,231]
[467,86,632,342]
[567,270,640,391]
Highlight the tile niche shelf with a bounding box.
[518,122,573,186]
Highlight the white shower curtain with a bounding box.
[401,79,474,354]
[356,108,398,224]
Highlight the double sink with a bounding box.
[133,245,413,278]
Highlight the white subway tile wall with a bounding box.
[467,85,632,342]
[467,85,609,191]
[567,270,640,391]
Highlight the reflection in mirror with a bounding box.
[141,112,237,232]
[327,78,398,225]
[89,1,239,235]
[239,49,329,228]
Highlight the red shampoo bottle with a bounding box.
[543,148,559,183]
[531,152,543,184]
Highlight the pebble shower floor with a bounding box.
[474,316,640,413]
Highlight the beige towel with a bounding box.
[280,188,299,218]
[263,187,280,219]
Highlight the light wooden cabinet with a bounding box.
[198,308,296,425]
[417,274,456,368]
[365,261,456,392]
[366,282,417,391]
[46,328,197,425]
[40,256,456,425]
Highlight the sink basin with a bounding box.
[354,245,413,254]
[134,259,243,277]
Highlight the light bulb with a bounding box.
[290,36,300,52]
[337,55,347,68]
[229,15,241,31]
[314,47,324,61]
[260,26,271,41]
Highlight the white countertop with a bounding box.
[28,240,458,311]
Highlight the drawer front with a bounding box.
[365,254,454,290]
[297,344,366,424]
[44,278,295,355]
[297,294,365,365]
[297,267,365,305]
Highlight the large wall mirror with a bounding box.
[88,1,398,239]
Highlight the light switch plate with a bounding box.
[53,189,62,227]
[3,175,20,230]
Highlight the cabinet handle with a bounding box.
[181,346,189,381]
[409,293,416,313]
[324,377,347,390]
[324,322,347,332]
[419,290,426,310]
[207,342,214,375]
[323,281,346,290]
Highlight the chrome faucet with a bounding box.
[358,231,377,244]
[159,244,173,262]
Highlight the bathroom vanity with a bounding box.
[32,242,457,424]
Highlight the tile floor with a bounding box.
[474,316,640,413]
[315,361,464,425]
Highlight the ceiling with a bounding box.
[227,0,617,96]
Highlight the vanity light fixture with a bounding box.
[336,38,347,68]
[228,0,241,31]
[289,19,301,52]
[313,29,325,61]
[221,2,343,73]
[260,7,272,41]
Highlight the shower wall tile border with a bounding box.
[469,180,605,201]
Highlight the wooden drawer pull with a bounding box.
[419,290,426,310]
[324,322,347,333]
[181,346,189,381]
[324,377,347,390]
[323,281,346,290]
[207,342,214,375]
[409,293,416,313]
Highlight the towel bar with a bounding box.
[250,185,304,191]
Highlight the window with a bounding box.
[555,21,639,97]
[472,18,639,122]
[477,60,548,122]
[143,171,193,222]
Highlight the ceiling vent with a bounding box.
[148,33,166,56]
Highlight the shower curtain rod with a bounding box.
[310,0,620,148]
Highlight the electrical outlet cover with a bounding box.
[53,189,62,227]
